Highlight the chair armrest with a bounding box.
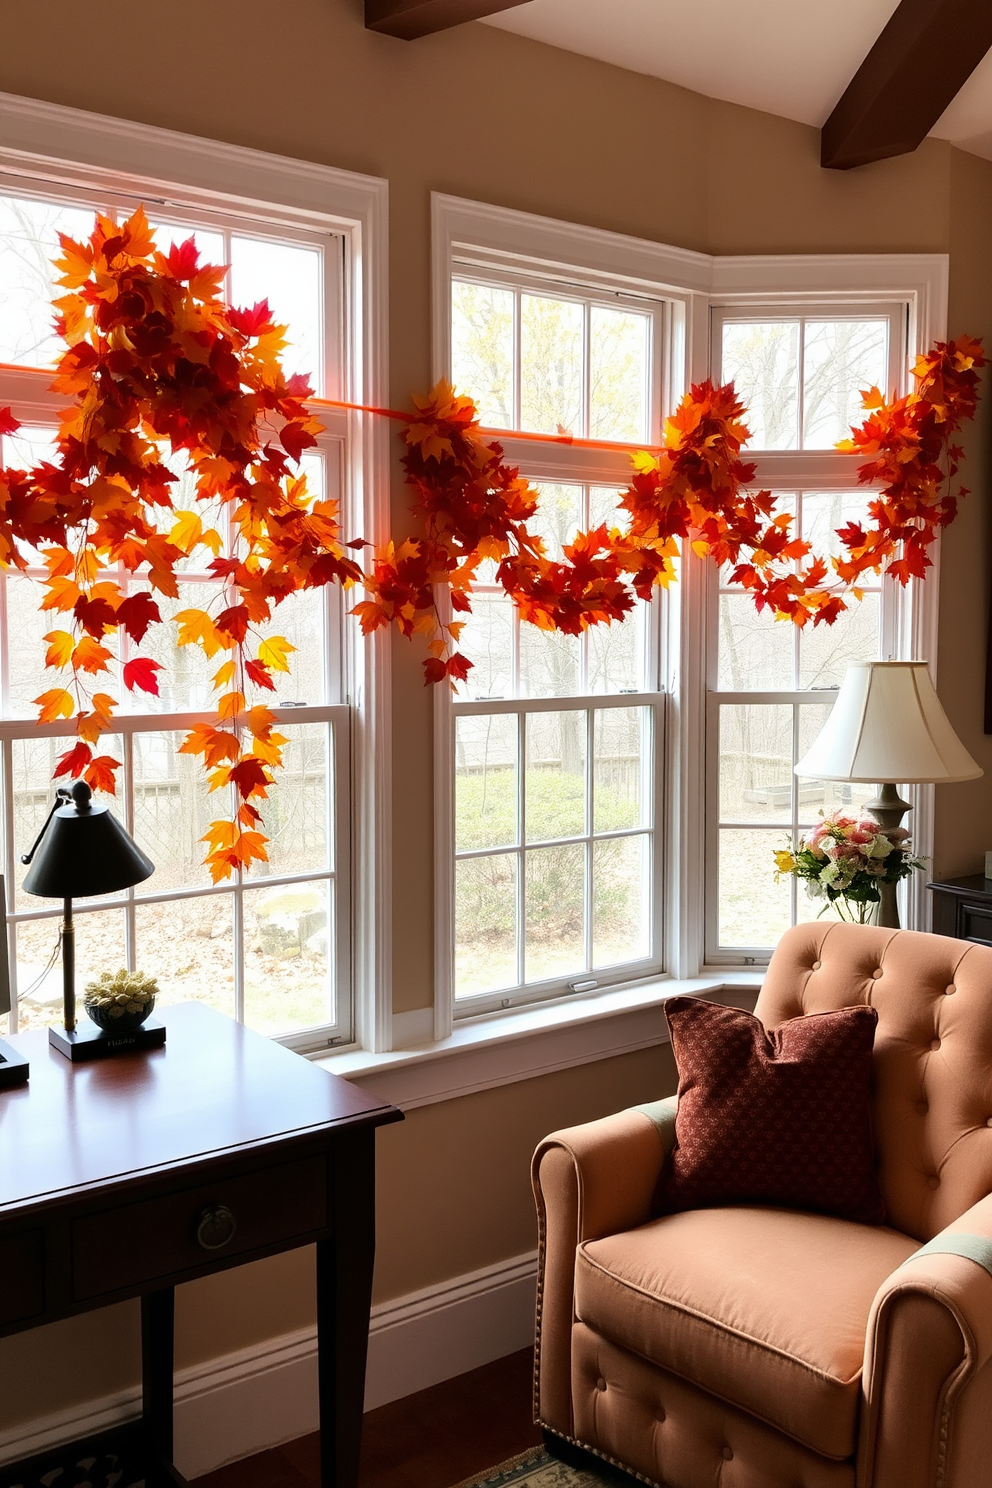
[531,1099,675,1436]
[861,1193,992,1488]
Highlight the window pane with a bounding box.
[594,707,649,832]
[590,306,650,443]
[803,320,888,448]
[520,294,583,436]
[594,835,650,967]
[2,426,58,569]
[148,218,225,268]
[15,907,127,1033]
[719,704,792,824]
[451,280,514,429]
[244,879,332,1036]
[7,572,68,719]
[798,593,879,691]
[256,589,327,707]
[797,703,875,824]
[721,321,799,450]
[12,735,125,911]
[717,593,794,690]
[132,730,220,892]
[0,194,96,368]
[525,842,585,981]
[134,580,229,712]
[525,710,586,842]
[230,236,323,394]
[455,854,517,997]
[588,613,640,695]
[530,482,582,561]
[459,593,512,700]
[258,721,329,876]
[800,490,873,563]
[718,828,792,947]
[456,713,517,852]
[135,895,235,1017]
[520,623,581,698]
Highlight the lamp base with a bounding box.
[48,1018,166,1063]
[0,1037,29,1088]
[865,782,912,930]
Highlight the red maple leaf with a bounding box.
[215,605,251,643]
[280,421,317,462]
[74,595,117,636]
[54,741,93,779]
[227,300,273,338]
[228,757,271,799]
[245,658,276,692]
[123,657,164,695]
[164,237,201,281]
[116,591,162,643]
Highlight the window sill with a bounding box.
[314,972,762,1111]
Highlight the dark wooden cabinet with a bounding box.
[0,1002,402,1488]
[928,876,992,945]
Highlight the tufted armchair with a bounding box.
[532,923,992,1488]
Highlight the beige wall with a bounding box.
[1,0,991,1427]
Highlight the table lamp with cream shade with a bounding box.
[794,661,982,929]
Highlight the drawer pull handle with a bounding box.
[197,1204,237,1251]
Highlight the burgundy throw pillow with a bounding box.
[655,996,884,1224]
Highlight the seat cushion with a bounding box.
[575,1205,918,1459]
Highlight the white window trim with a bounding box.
[0,90,392,1052]
[432,194,949,1025]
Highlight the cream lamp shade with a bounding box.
[794,661,982,785]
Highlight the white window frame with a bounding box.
[0,90,391,1053]
[700,258,947,966]
[432,197,949,1023]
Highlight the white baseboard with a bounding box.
[0,1250,538,1481]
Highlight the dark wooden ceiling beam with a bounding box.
[822,0,992,169]
[365,0,530,41]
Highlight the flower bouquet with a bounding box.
[774,812,925,924]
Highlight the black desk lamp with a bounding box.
[21,780,157,1060]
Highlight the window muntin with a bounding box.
[707,301,907,962]
[0,176,352,1048]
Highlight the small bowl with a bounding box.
[84,996,155,1035]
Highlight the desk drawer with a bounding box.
[71,1156,327,1301]
[0,1231,44,1326]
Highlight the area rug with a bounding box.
[452,1447,622,1488]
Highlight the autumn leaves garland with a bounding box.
[357,334,986,684]
[0,208,362,881]
[0,209,984,878]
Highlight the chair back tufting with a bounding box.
[755,922,992,1241]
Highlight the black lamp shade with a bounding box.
[23,791,154,899]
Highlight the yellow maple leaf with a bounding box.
[257,636,294,673]
[169,511,203,556]
[34,688,74,723]
[174,608,225,658]
[43,630,75,669]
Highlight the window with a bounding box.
[0,102,388,1052]
[706,303,920,961]
[438,243,670,1022]
[436,196,947,995]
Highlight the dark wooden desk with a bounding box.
[928,875,992,947]
[0,1002,402,1488]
